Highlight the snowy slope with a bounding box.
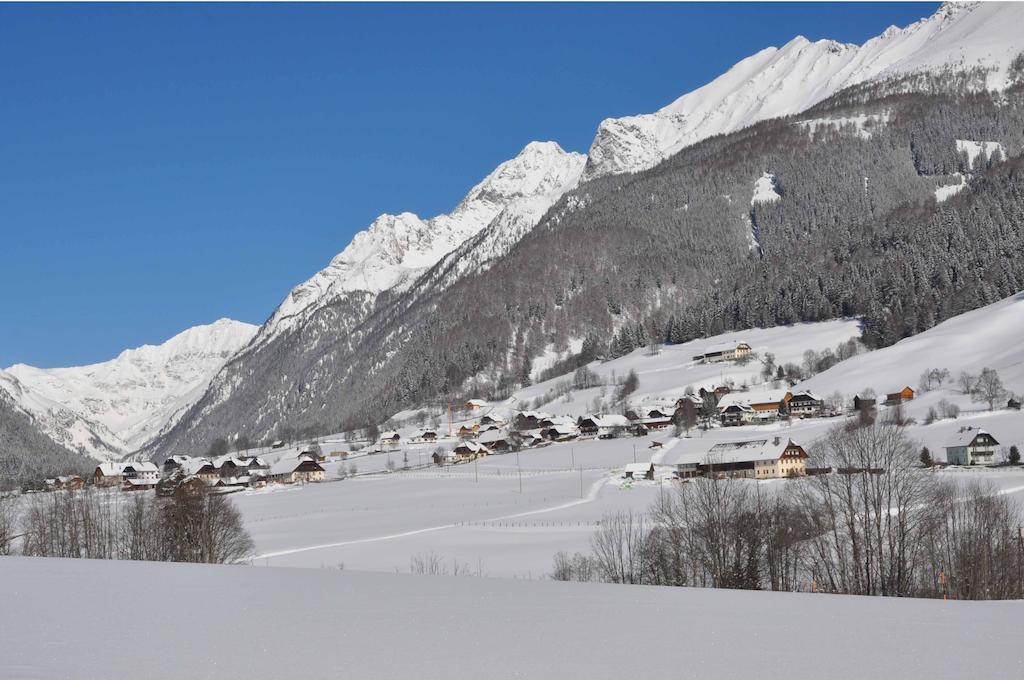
[1,319,257,459]
[583,2,1024,179]
[800,292,1024,399]
[260,141,585,342]
[3,556,1021,680]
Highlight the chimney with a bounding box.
[773,436,780,446]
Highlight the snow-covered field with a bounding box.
[2,556,1022,680]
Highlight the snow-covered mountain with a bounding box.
[1,319,257,459]
[583,1,1024,179]
[260,141,585,343]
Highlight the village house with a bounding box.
[686,437,807,479]
[480,435,510,452]
[44,475,85,491]
[122,462,159,481]
[578,414,630,438]
[267,457,326,484]
[1007,397,1021,411]
[379,432,401,448]
[465,399,487,411]
[93,463,124,487]
[719,403,755,427]
[623,462,655,480]
[122,477,159,491]
[480,414,506,426]
[417,430,438,443]
[640,408,674,430]
[675,394,704,410]
[453,441,490,461]
[853,395,877,412]
[692,341,752,364]
[513,411,551,430]
[457,424,480,439]
[542,424,578,442]
[945,427,1000,466]
[788,391,824,418]
[717,389,792,425]
[163,455,198,475]
[432,450,458,466]
[884,386,915,405]
[698,386,731,402]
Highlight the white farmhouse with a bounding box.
[945,428,1000,466]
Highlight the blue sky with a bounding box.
[0,2,937,368]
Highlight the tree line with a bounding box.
[0,483,253,564]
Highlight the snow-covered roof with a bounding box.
[454,441,490,454]
[380,431,400,441]
[516,410,552,420]
[124,462,159,473]
[717,389,790,409]
[582,414,631,428]
[269,457,322,476]
[466,399,487,407]
[790,391,823,401]
[946,428,997,448]
[544,424,578,436]
[624,462,654,475]
[125,477,158,486]
[96,462,123,476]
[704,438,799,465]
[695,340,750,356]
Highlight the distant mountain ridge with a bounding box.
[0,319,257,460]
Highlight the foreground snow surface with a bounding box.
[3,556,1022,680]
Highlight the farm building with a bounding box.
[683,437,807,479]
[945,428,1000,466]
[788,391,824,417]
[623,462,655,480]
[717,389,792,424]
[465,399,487,411]
[578,414,630,438]
[453,441,491,461]
[692,341,752,364]
[884,386,915,404]
[267,458,326,484]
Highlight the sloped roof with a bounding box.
[717,389,790,410]
[946,428,998,448]
[581,414,630,428]
[675,438,800,466]
[624,462,654,475]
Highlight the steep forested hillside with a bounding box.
[0,393,92,490]
[153,70,1024,457]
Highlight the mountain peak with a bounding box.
[583,1,1024,180]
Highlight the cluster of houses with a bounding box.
[716,389,827,426]
[87,451,327,494]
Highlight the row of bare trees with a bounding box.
[2,485,253,564]
[553,422,1024,600]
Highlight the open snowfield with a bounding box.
[2,556,1022,680]
[222,305,1024,578]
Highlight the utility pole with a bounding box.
[580,467,584,499]
[475,457,479,483]
[571,447,575,469]
[633,443,637,463]
[517,451,522,494]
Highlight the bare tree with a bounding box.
[973,367,1007,411]
[591,510,648,584]
[795,422,935,596]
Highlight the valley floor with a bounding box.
[2,555,1022,680]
